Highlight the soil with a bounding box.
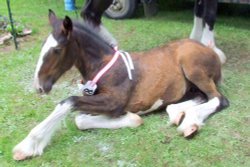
[0,34,34,54]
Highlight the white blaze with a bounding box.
[33,34,58,89]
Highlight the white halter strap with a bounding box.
[118,50,134,80]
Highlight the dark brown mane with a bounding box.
[72,20,114,54]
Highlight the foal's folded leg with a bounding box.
[177,97,222,138]
[13,101,73,160]
[75,112,143,130]
[166,96,205,126]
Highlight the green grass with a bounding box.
[0,0,250,166]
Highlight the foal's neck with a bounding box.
[72,26,114,80]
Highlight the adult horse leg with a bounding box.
[81,0,113,26]
[201,0,217,45]
[190,0,204,41]
[75,112,143,130]
[201,0,226,64]
[81,0,117,47]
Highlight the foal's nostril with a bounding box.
[38,87,44,94]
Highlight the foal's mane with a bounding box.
[72,20,113,53]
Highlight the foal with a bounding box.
[13,10,229,160]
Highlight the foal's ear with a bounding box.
[48,9,57,26]
[62,16,73,34]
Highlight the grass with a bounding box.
[0,0,250,166]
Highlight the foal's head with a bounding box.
[34,10,76,93]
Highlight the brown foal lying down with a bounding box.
[13,10,229,160]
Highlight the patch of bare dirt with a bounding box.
[0,34,36,54]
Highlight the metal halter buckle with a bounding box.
[78,81,97,96]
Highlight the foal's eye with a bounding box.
[53,47,62,54]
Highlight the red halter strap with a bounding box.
[79,46,134,95]
[90,46,120,86]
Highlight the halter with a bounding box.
[78,46,134,95]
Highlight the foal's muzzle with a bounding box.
[33,78,53,94]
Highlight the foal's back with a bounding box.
[126,39,221,113]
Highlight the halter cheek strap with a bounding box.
[78,46,134,95]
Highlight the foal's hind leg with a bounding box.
[178,68,229,137]
[75,112,143,130]
[166,96,205,126]
[177,97,226,138]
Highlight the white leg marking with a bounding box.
[213,47,226,65]
[201,24,215,46]
[166,97,205,125]
[137,99,163,115]
[33,34,58,90]
[13,101,73,160]
[201,24,226,64]
[75,112,143,130]
[190,16,203,41]
[177,97,220,133]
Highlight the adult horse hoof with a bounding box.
[183,124,199,138]
[13,151,28,161]
[173,112,185,126]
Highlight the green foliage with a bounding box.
[5,23,25,33]
[0,0,250,167]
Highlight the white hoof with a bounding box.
[166,104,182,125]
[126,112,143,128]
[12,135,43,160]
[177,109,203,136]
[166,105,185,126]
[183,124,199,138]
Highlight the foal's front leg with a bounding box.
[13,94,142,160]
[75,112,142,130]
[72,94,143,130]
[13,100,73,160]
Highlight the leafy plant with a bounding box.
[5,23,25,33]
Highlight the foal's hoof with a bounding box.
[128,112,143,128]
[183,124,199,138]
[173,112,185,126]
[13,151,29,161]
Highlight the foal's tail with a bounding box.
[213,47,226,65]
